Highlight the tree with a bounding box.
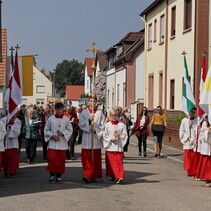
[49,59,84,97]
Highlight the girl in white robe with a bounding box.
[103,108,128,184]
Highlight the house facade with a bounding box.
[84,58,93,95]
[140,0,209,111]
[22,66,52,106]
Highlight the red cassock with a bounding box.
[0,151,4,171]
[187,151,200,177]
[106,151,124,179]
[3,149,19,174]
[183,149,193,171]
[81,149,102,180]
[46,149,66,173]
[196,155,211,180]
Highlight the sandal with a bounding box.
[205,183,211,187]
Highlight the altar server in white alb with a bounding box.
[44,102,73,184]
[2,114,21,178]
[179,108,197,175]
[103,108,128,184]
[196,115,211,187]
[0,120,6,172]
[79,94,105,183]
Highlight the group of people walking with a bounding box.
[179,108,211,187]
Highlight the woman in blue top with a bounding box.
[24,107,41,164]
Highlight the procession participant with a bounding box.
[64,105,79,160]
[2,114,21,178]
[78,94,105,183]
[0,120,6,172]
[76,107,82,144]
[195,115,211,187]
[179,108,197,174]
[132,106,149,157]
[44,102,73,184]
[41,104,51,160]
[24,107,41,164]
[103,108,128,184]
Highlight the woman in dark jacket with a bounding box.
[132,106,149,157]
[24,107,41,164]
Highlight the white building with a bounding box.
[22,66,52,106]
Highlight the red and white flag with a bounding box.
[4,49,14,111]
[198,54,207,123]
[7,49,22,121]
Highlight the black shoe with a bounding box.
[49,176,55,184]
[110,177,116,182]
[138,152,142,156]
[10,174,15,178]
[116,178,124,184]
[83,176,91,183]
[144,153,147,157]
[56,177,62,184]
[4,172,8,177]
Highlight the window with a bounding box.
[148,74,154,109]
[171,6,176,37]
[170,79,175,109]
[148,23,152,49]
[117,84,120,106]
[107,89,110,108]
[112,87,114,107]
[154,19,157,42]
[36,99,45,105]
[160,15,165,43]
[36,85,45,93]
[159,72,163,107]
[123,82,126,107]
[184,0,192,30]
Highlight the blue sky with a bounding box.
[2,0,154,72]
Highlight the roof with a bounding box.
[84,57,93,77]
[140,0,163,17]
[95,51,107,71]
[66,85,85,100]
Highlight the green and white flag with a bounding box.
[182,55,196,116]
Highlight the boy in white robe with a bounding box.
[79,94,105,183]
[103,108,128,184]
[44,102,73,184]
[179,108,197,175]
[2,114,21,178]
[0,120,6,172]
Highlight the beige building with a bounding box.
[22,66,52,106]
[140,0,209,111]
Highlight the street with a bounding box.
[0,135,211,211]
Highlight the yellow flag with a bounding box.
[22,56,33,96]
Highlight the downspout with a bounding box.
[164,0,168,110]
[140,15,147,106]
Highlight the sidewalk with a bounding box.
[129,134,183,163]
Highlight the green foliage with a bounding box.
[49,59,84,97]
[168,112,186,126]
[80,93,89,99]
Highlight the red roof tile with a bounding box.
[66,85,85,100]
[84,57,93,77]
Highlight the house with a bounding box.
[22,66,52,106]
[140,0,209,111]
[140,0,210,149]
[65,85,85,107]
[84,58,93,95]
[105,31,145,121]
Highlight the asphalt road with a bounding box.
[0,135,211,211]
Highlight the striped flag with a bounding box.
[4,49,14,110]
[199,64,211,123]
[197,54,207,123]
[182,55,196,116]
[7,49,22,121]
